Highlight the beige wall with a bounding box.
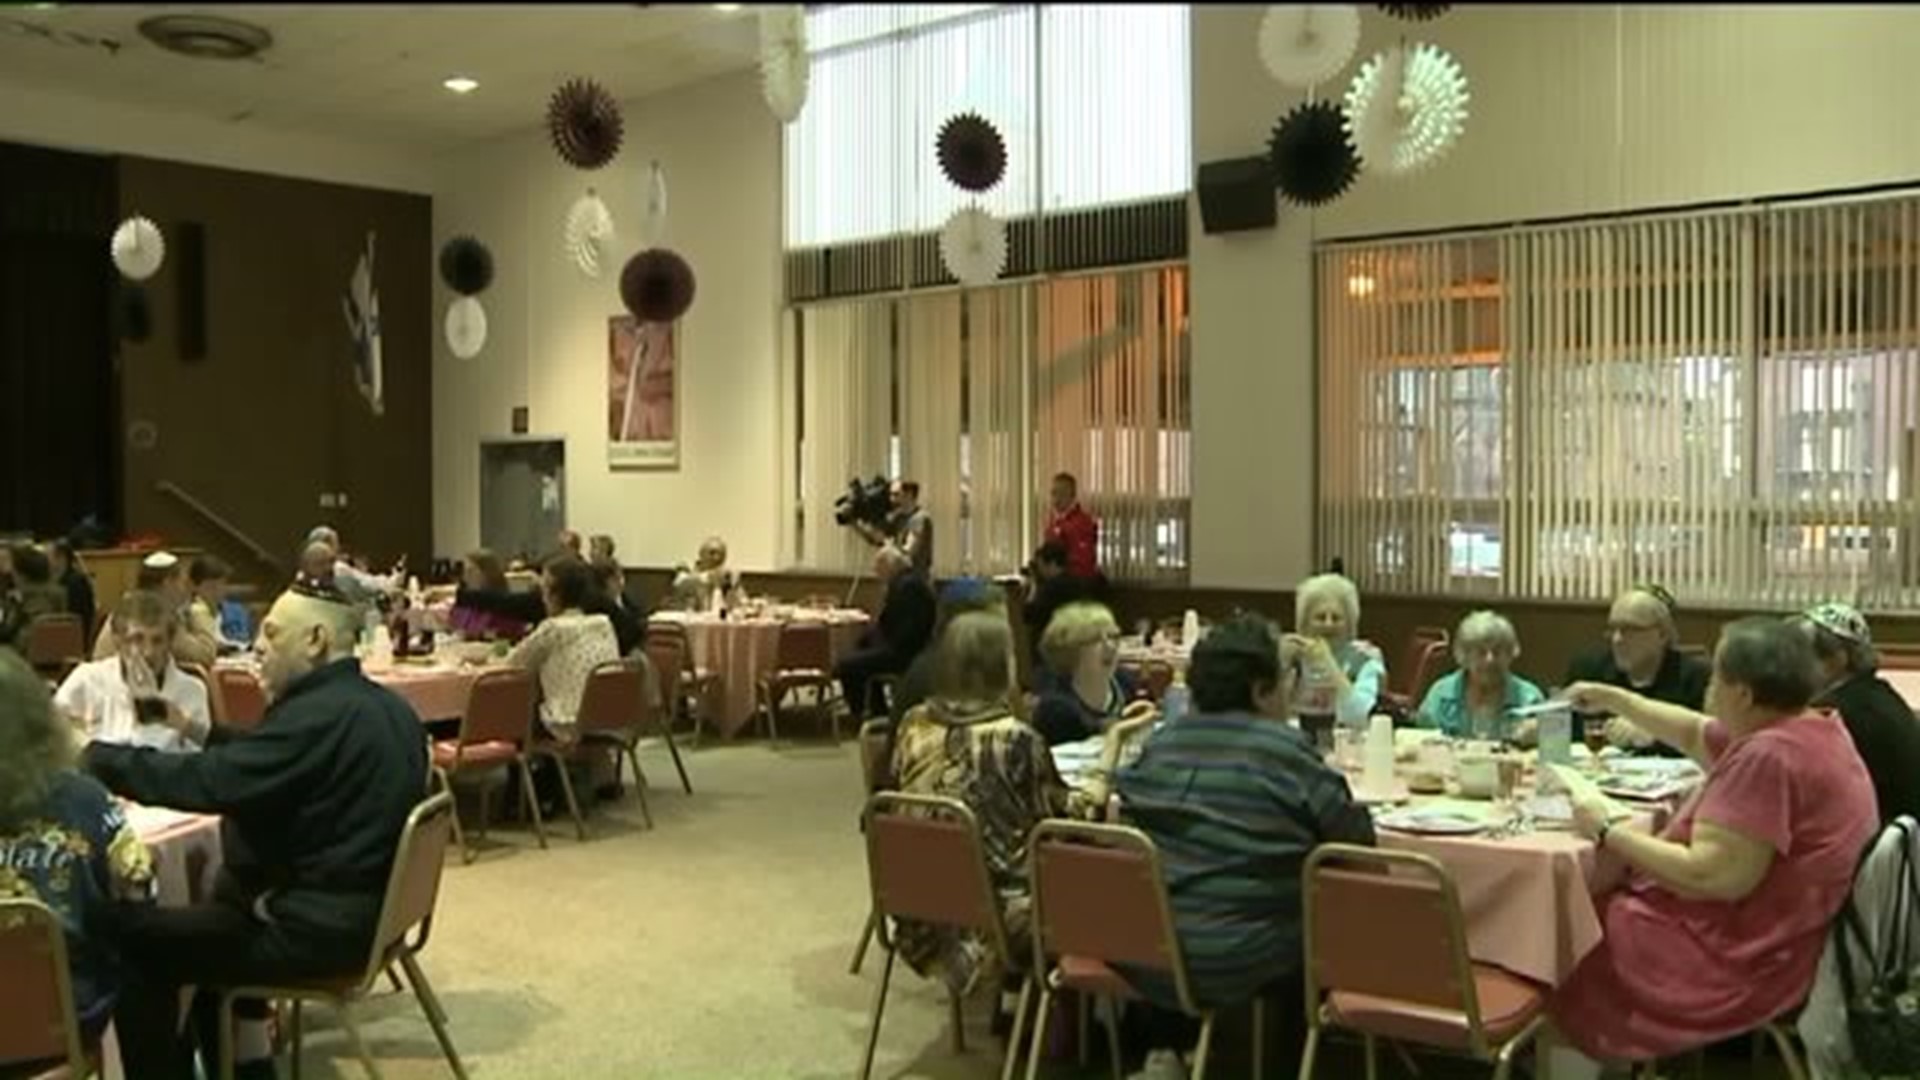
[431,72,783,569]
[1187,3,1920,590]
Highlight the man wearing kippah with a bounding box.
[1562,585,1710,756]
[91,550,220,668]
[84,580,428,1080]
[305,525,402,607]
[1794,601,1920,826]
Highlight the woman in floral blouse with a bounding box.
[0,649,154,1046]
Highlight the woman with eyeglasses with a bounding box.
[1031,601,1138,746]
[1562,586,1709,756]
[1415,610,1545,743]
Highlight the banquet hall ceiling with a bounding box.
[0,5,761,152]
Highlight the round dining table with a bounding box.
[650,609,871,738]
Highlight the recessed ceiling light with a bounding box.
[443,76,479,94]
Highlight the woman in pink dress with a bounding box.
[1554,616,1876,1069]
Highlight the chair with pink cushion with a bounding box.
[24,614,85,682]
[757,620,842,742]
[0,899,93,1079]
[212,667,269,731]
[536,659,666,835]
[1299,843,1547,1079]
[1024,819,1265,1080]
[432,668,544,863]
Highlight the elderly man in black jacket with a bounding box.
[86,579,427,1080]
[837,545,936,718]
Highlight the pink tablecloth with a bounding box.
[651,613,870,738]
[128,806,223,907]
[1883,668,1920,711]
[367,664,485,722]
[1379,825,1626,988]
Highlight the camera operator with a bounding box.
[853,479,933,577]
[1022,539,1107,667]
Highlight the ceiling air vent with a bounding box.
[138,14,272,61]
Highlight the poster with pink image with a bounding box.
[607,315,679,468]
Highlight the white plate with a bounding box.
[1374,807,1489,835]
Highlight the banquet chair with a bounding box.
[861,673,900,720]
[848,718,893,976]
[757,621,842,742]
[1380,638,1453,721]
[859,793,1024,1080]
[432,668,545,863]
[1025,820,1263,1080]
[24,614,85,680]
[538,659,656,834]
[644,624,718,743]
[217,791,468,1080]
[0,899,94,1079]
[212,667,269,731]
[1299,844,1546,1080]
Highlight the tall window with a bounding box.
[1318,193,1920,610]
[789,267,1190,580]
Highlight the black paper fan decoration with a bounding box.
[1378,3,1451,21]
[438,236,494,297]
[118,284,152,344]
[1268,101,1361,207]
[937,112,1007,193]
[547,78,625,170]
[619,249,697,323]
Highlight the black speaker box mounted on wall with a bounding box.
[176,221,207,361]
[1196,156,1277,235]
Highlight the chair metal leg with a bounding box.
[1251,997,1265,1080]
[657,723,694,794]
[859,949,896,1080]
[1393,1040,1423,1076]
[628,747,654,829]
[1024,984,1055,1080]
[949,987,967,1054]
[1297,1025,1320,1080]
[475,781,492,844]
[547,752,589,841]
[1002,977,1034,1080]
[447,793,474,865]
[1191,1014,1216,1080]
[336,1001,382,1079]
[218,993,236,1080]
[1078,991,1090,1068]
[289,999,305,1080]
[1103,997,1123,1080]
[1363,1034,1379,1080]
[515,757,548,849]
[848,908,877,975]
[401,953,469,1080]
[383,966,404,994]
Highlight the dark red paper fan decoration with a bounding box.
[1268,100,1360,207]
[937,112,1007,193]
[619,249,697,323]
[1378,3,1451,21]
[547,78,624,170]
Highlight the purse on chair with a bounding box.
[1833,819,1920,1075]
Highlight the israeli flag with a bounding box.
[342,231,384,416]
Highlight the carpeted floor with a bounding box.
[275,739,1801,1080]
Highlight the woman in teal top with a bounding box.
[1417,610,1546,742]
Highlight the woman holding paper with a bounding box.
[1546,617,1875,1070]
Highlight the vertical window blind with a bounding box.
[789,266,1190,580]
[1318,191,1920,610]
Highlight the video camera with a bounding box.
[834,475,894,531]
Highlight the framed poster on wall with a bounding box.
[607,315,679,469]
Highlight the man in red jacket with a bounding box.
[1043,472,1100,579]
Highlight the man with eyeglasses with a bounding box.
[1562,585,1710,756]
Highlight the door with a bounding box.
[479,439,565,563]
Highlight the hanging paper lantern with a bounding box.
[1343,42,1470,177]
[547,77,624,170]
[1377,2,1451,21]
[564,191,615,278]
[759,5,809,123]
[938,208,1008,287]
[438,236,494,296]
[619,249,697,323]
[1268,100,1361,206]
[1257,5,1362,89]
[118,284,153,344]
[937,112,1007,194]
[445,297,488,359]
[640,160,668,249]
[111,215,166,281]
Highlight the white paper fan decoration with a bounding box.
[1343,42,1470,177]
[445,296,488,359]
[111,216,166,281]
[640,161,668,249]
[939,208,1008,287]
[759,5,809,123]
[564,190,615,278]
[1257,5,1361,89]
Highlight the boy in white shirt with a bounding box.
[56,590,212,752]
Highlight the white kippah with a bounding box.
[141,551,180,570]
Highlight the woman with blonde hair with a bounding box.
[890,611,1069,996]
[0,649,155,1050]
[1289,572,1386,731]
[1032,600,1138,746]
